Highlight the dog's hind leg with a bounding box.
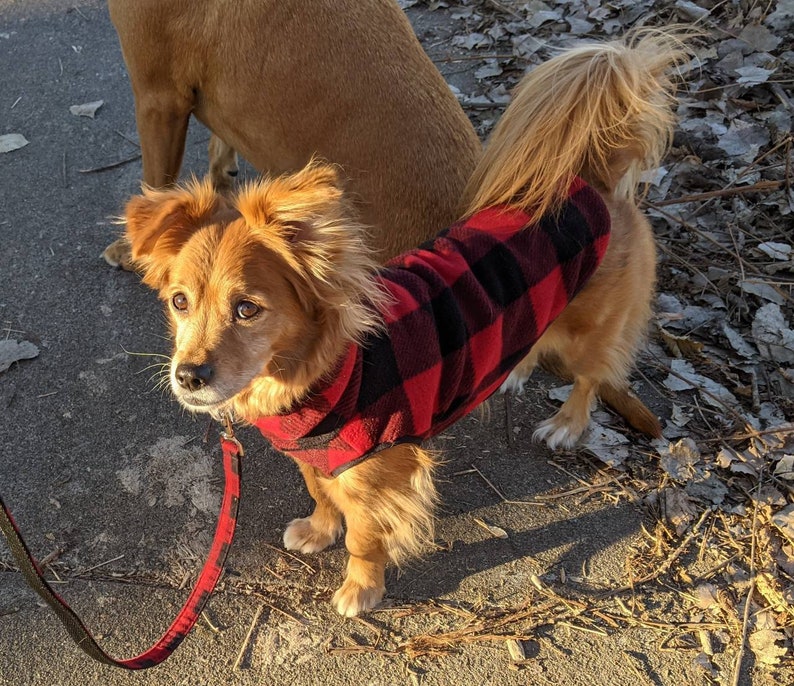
[134,95,191,188]
[283,462,343,554]
[533,374,598,449]
[208,134,239,192]
[500,348,540,395]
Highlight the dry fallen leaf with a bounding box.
[659,328,704,359]
[69,99,104,118]
[473,517,508,539]
[0,133,28,153]
[581,424,630,468]
[752,303,794,365]
[771,505,794,544]
[0,339,39,373]
[657,487,698,535]
[505,639,526,662]
[748,628,787,665]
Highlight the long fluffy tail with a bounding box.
[462,29,688,218]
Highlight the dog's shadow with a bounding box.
[232,388,647,608]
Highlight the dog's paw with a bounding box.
[102,237,136,271]
[332,579,386,617]
[499,368,529,395]
[283,517,341,554]
[533,415,588,450]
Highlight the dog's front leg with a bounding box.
[103,95,191,270]
[283,462,343,554]
[333,519,389,618]
[326,445,437,616]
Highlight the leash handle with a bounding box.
[0,435,242,670]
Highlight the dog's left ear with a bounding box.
[124,179,225,289]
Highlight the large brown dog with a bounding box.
[104,0,480,267]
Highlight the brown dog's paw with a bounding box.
[283,516,342,554]
[102,237,136,271]
[208,136,239,193]
[332,579,386,617]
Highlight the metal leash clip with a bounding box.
[220,411,244,456]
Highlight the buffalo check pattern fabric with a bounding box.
[255,177,611,476]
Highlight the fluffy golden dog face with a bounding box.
[161,226,318,411]
[124,165,383,418]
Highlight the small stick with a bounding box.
[201,611,222,634]
[470,463,508,500]
[233,603,264,671]
[558,621,608,637]
[263,565,284,580]
[39,548,64,567]
[690,553,739,584]
[254,597,309,626]
[504,393,514,446]
[647,179,783,207]
[114,129,141,148]
[74,554,125,576]
[469,464,545,506]
[78,153,141,174]
[262,542,316,574]
[731,474,763,686]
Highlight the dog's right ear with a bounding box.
[124,179,223,289]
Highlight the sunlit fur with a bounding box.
[125,163,435,617]
[465,30,690,448]
[104,0,480,268]
[463,29,686,218]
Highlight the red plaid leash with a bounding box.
[0,420,242,669]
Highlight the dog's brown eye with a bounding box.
[235,300,260,320]
[172,293,188,312]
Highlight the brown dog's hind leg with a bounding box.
[208,135,239,192]
[135,97,191,188]
[283,462,343,554]
[103,97,191,270]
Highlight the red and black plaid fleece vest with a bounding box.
[255,178,611,476]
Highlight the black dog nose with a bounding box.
[175,363,213,392]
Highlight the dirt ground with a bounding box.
[1,1,793,685]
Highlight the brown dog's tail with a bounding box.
[461,29,688,218]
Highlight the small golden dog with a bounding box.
[124,32,684,616]
[104,0,479,268]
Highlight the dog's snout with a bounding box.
[175,363,214,392]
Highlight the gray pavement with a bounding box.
[1,2,707,685]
